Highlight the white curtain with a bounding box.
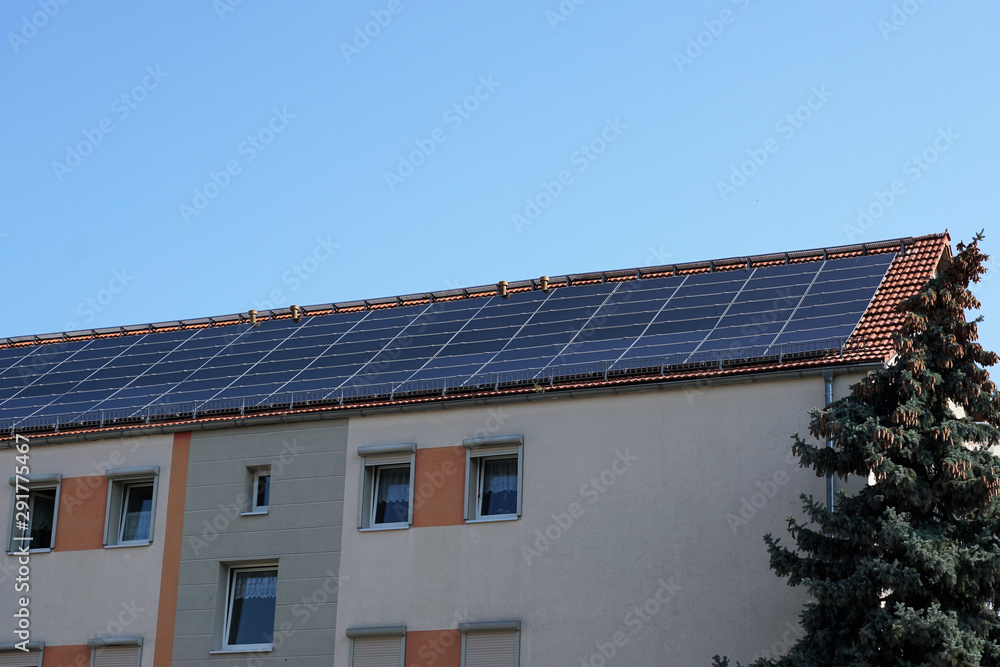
[377,467,410,503]
[484,457,517,493]
[234,571,278,600]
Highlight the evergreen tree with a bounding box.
[715,233,1000,666]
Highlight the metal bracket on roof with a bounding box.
[709,261,715,273]
[900,241,907,257]
[783,253,789,265]
[862,244,868,256]
[822,249,828,261]
[601,272,607,284]
[363,300,371,310]
[396,297,402,307]
[745,259,751,272]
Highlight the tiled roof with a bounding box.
[0,233,949,442]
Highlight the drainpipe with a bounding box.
[823,369,834,513]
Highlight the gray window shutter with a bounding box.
[465,631,518,667]
[92,646,140,667]
[0,652,41,667]
[352,636,403,667]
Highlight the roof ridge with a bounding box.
[1,233,946,349]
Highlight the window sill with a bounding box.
[241,509,269,516]
[359,524,410,532]
[210,645,273,655]
[466,515,519,524]
[7,547,51,555]
[104,541,152,549]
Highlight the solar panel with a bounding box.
[0,249,902,432]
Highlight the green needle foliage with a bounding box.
[715,233,1000,667]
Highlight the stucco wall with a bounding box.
[0,432,174,666]
[333,372,864,666]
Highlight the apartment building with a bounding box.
[0,233,948,666]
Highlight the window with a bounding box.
[244,466,270,515]
[0,642,43,666]
[464,436,523,522]
[7,474,61,553]
[460,621,520,667]
[87,638,142,667]
[346,626,405,667]
[104,467,159,547]
[357,444,415,530]
[224,565,278,650]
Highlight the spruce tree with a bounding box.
[715,233,1000,666]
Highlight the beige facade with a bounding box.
[333,370,865,666]
[0,432,174,666]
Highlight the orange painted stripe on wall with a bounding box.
[53,476,108,551]
[405,629,462,667]
[41,644,90,667]
[412,446,466,528]
[153,431,191,667]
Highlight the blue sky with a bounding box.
[2,1,998,354]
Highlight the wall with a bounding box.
[171,420,347,667]
[333,372,864,666]
[0,432,175,667]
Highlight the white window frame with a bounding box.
[459,621,521,667]
[87,637,142,667]
[222,563,279,653]
[346,626,405,667]
[7,474,61,553]
[464,435,523,523]
[357,444,415,531]
[103,466,159,548]
[243,466,271,516]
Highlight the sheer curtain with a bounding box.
[121,485,153,541]
[234,571,278,600]
[375,466,410,523]
[481,457,517,515]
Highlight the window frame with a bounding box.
[7,474,61,554]
[222,563,279,652]
[459,621,521,667]
[357,444,416,531]
[243,466,271,516]
[103,466,159,548]
[464,436,523,523]
[346,626,406,667]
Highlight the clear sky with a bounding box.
[2,2,998,354]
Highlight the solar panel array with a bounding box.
[0,252,896,433]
